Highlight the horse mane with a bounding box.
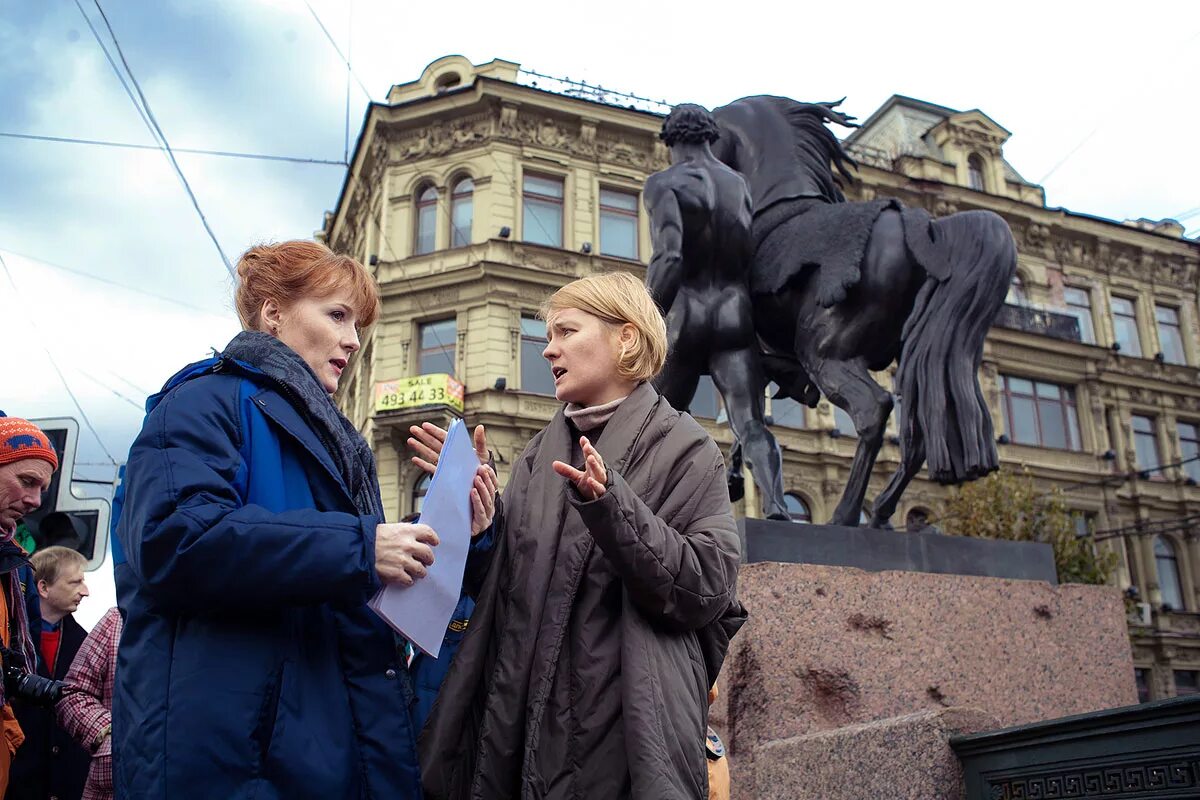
[768,96,859,203]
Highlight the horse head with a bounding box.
[711,95,860,212]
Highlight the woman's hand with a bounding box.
[374,522,439,586]
[471,464,499,537]
[553,436,608,501]
[408,422,490,475]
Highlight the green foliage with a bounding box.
[936,469,1117,585]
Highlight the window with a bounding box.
[599,188,639,259]
[1175,670,1199,697]
[1072,512,1096,540]
[418,318,456,375]
[1131,415,1162,478]
[1155,536,1184,610]
[1000,376,1081,450]
[1156,305,1186,365]
[1006,274,1027,306]
[1135,668,1151,703]
[520,316,555,395]
[1178,422,1200,483]
[784,493,811,523]
[450,177,474,248]
[768,383,806,428]
[1063,287,1095,344]
[1110,296,1142,356]
[412,474,431,515]
[414,184,438,255]
[833,406,856,438]
[522,173,564,247]
[967,153,986,192]
[689,375,720,419]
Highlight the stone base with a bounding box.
[754,708,999,800]
[714,563,1137,799]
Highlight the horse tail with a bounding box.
[896,208,1017,484]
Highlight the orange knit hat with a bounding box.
[0,415,59,471]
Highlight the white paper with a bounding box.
[368,419,476,658]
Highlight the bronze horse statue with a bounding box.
[708,96,1017,528]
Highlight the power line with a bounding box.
[300,0,373,100]
[82,0,235,278]
[0,252,118,465]
[0,131,348,166]
[76,368,145,412]
[0,246,231,317]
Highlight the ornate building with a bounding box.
[320,56,1200,701]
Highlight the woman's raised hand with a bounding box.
[471,464,499,537]
[553,436,608,501]
[408,422,490,475]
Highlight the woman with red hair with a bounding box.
[111,240,496,799]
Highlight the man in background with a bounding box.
[8,547,91,800]
[0,414,58,794]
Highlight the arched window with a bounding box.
[784,493,811,523]
[414,184,438,255]
[967,153,986,192]
[412,474,432,515]
[1155,536,1185,610]
[450,177,474,248]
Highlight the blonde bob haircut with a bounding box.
[540,271,668,383]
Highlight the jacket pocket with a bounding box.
[252,660,286,769]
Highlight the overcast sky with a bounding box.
[2,0,1197,627]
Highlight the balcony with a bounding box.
[993,303,1082,343]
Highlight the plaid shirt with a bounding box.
[57,607,121,800]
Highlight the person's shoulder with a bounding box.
[651,395,722,459]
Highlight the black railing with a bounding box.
[994,303,1082,343]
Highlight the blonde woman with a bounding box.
[415,272,746,799]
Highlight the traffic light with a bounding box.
[24,417,111,571]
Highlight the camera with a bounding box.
[1,647,65,706]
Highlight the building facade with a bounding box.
[320,56,1200,701]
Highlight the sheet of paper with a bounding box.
[368,418,476,658]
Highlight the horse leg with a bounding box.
[870,428,926,529]
[809,357,893,527]
[711,349,790,520]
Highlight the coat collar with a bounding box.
[249,385,354,505]
[532,382,661,475]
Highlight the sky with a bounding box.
[2,0,1198,628]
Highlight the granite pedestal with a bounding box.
[713,522,1137,799]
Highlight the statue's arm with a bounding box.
[646,184,685,313]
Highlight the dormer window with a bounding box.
[967,153,987,192]
[435,72,462,93]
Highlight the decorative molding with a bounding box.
[986,757,1200,799]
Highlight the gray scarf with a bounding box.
[222,331,384,520]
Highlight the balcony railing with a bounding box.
[516,69,672,116]
[994,303,1082,343]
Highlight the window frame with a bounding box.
[1110,294,1143,356]
[1131,414,1163,479]
[598,186,640,260]
[999,375,1082,451]
[784,492,812,523]
[519,314,555,396]
[967,153,987,192]
[1179,420,1200,483]
[412,473,432,515]
[417,317,457,377]
[414,182,439,255]
[521,171,565,248]
[1155,303,1186,365]
[1154,535,1185,610]
[449,175,474,249]
[1063,286,1096,345]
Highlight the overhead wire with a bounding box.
[0,252,118,465]
[0,131,348,166]
[0,246,232,317]
[81,0,235,278]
